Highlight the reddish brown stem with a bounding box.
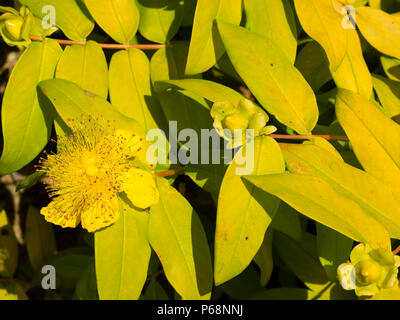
[393,245,400,255]
[29,35,166,50]
[156,167,187,177]
[270,134,349,141]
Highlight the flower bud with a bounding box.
[3,17,24,41]
[222,113,249,133]
[355,259,382,285]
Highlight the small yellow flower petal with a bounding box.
[123,168,159,209]
[81,196,120,232]
[41,197,81,229]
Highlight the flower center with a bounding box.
[83,157,99,177]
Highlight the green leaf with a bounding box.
[16,171,45,192]
[25,206,56,270]
[150,43,211,135]
[73,263,98,300]
[380,55,400,82]
[244,173,391,249]
[136,0,184,44]
[148,177,213,299]
[273,231,328,288]
[253,229,273,286]
[0,39,62,175]
[293,0,348,70]
[244,0,297,63]
[109,48,165,131]
[217,265,263,299]
[38,78,146,138]
[0,209,18,278]
[56,41,108,99]
[356,6,400,60]
[185,0,242,75]
[316,223,353,282]
[280,142,400,239]
[95,196,151,300]
[20,0,94,41]
[270,202,302,242]
[151,42,199,82]
[331,29,373,99]
[155,79,244,105]
[335,89,400,191]
[185,163,227,202]
[141,279,169,300]
[181,0,196,26]
[50,254,93,287]
[372,74,400,118]
[83,0,139,43]
[295,41,331,92]
[214,136,285,286]
[216,21,319,135]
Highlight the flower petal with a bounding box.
[337,263,357,290]
[40,197,81,229]
[123,168,159,209]
[81,196,120,232]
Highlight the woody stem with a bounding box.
[29,35,166,50]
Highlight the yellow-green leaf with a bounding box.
[244,0,297,63]
[281,142,400,239]
[335,89,400,191]
[20,0,94,41]
[316,223,353,282]
[109,48,165,131]
[83,0,139,43]
[295,41,331,92]
[217,21,318,135]
[0,39,62,175]
[95,196,151,300]
[244,173,391,249]
[155,79,244,106]
[356,6,400,59]
[214,136,285,286]
[331,29,372,99]
[372,74,400,118]
[294,0,348,70]
[25,206,56,270]
[38,79,146,139]
[185,0,242,75]
[56,41,108,99]
[136,0,184,44]
[253,228,273,287]
[149,177,213,299]
[380,55,400,82]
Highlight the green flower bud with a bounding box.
[0,6,32,47]
[222,113,248,133]
[337,243,400,298]
[3,17,24,41]
[355,259,382,285]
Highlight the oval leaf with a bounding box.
[56,41,108,99]
[148,177,213,299]
[185,0,242,75]
[0,39,62,175]
[216,21,319,135]
[214,136,285,285]
[95,196,151,300]
[83,0,139,43]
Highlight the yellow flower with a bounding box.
[40,115,159,232]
